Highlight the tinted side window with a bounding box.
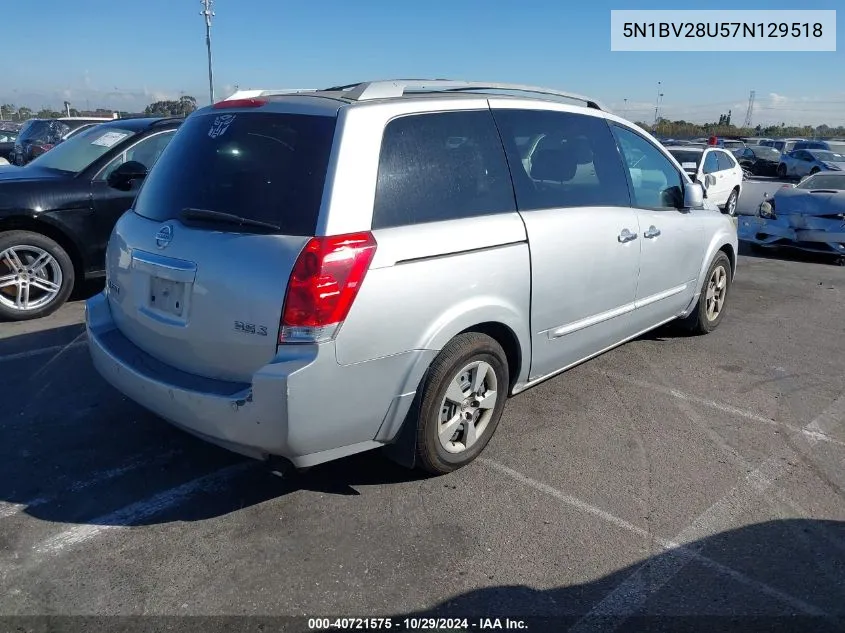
[491,109,630,210]
[372,111,515,229]
[702,152,719,174]
[612,125,683,210]
[716,151,735,170]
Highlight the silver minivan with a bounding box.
[86,80,738,475]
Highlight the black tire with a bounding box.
[0,230,75,321]
[776,163,787,179]
[810,167,820,176]
[679,251,732,336]
[724,188,739,217]
[415,332,509,475]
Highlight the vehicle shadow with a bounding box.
[1,324,430,528]
[389,519,845,632]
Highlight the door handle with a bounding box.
[618,228,638,243]
[644,226,661,239]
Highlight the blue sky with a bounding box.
[1,0,843,125]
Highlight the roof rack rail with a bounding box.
[325,80,604,110]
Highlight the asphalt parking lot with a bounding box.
[1,184,844,632]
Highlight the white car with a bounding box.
[665,146,743,216]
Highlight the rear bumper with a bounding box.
[86,292,432,467]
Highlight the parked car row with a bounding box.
[10,116,117,165]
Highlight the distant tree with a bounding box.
[143,95,197,117]
[17,106,33,120]
[0,104,16,120]
[69,108,81,117]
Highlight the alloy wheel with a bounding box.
[705,265,727,321]
[437,360,498,454]
[0,245,63,312]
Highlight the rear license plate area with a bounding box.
[148,276,187,317]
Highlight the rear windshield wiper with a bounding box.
[178,208,281,231]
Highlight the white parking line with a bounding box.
[0,340,87,364]
[598,370,845,449]
[480,459,829,622]
[568,455,792,633]
[566,383,845,631]
[32,462,252,557]
[0,450,182,520]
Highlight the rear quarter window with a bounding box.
[372,110,516,229]
[133,111,337,236]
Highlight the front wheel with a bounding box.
[679,251,732,335]
[810,167,820,176]
[0,231,75,321]
[777,163,787,179]
[414,332,509,475]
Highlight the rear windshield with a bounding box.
[133,111,337,235]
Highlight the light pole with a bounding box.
[623,98,628,117]
[200,0,216,105]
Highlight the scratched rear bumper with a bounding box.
[85,292,425,467]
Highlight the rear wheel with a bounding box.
[679,252,732,335]
[0,231,75,321]
[724,188,739,217]
[415,332,509,475]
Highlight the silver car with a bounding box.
[86,80,738,475]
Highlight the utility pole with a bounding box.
[200,0,216,105]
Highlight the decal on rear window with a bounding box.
[208,114,236,139]
[90,131,129,147]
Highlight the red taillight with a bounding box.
[279,232,377,343]
[212,98,267,109]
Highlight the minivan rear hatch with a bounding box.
[106,105,338,382]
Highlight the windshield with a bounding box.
[18,120,70,144]
[753,147,781,158]
[668,150,702,168]
[133,111,337,235]
[27,125,136,173]
[809,150,845,162]
[795,173,845,191]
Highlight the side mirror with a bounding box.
[684,182,704,209]
[107,160,148,191]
